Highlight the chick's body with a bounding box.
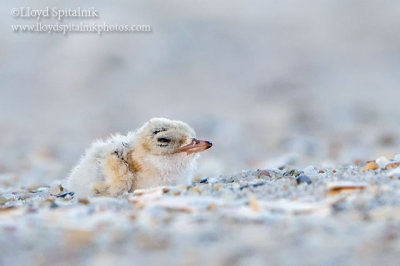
[66,118,212,198]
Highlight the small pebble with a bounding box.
[296,175,312,185]
[284,169,301,177]
[376,156,390,169]
[57,192,75,198]
[200,178,209,184]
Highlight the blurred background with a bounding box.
[1,0,400,185]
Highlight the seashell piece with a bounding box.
[362,162,379,172]
[385,162,400,170]
[327,182,367,196]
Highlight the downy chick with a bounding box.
[66,118,212,197]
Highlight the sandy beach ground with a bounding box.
[1,159,400,266]
[1,1,400,265]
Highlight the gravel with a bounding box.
[1,157,400,266]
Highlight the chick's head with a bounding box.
[137,118,212,156]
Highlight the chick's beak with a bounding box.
[177,138,212,155]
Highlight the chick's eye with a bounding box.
[157,137,171,143]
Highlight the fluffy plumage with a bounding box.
[66,118,212,198]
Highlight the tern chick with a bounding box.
[66,118,212,197]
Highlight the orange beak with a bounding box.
[177,138,212,155]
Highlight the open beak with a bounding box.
[177,138,212,155]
